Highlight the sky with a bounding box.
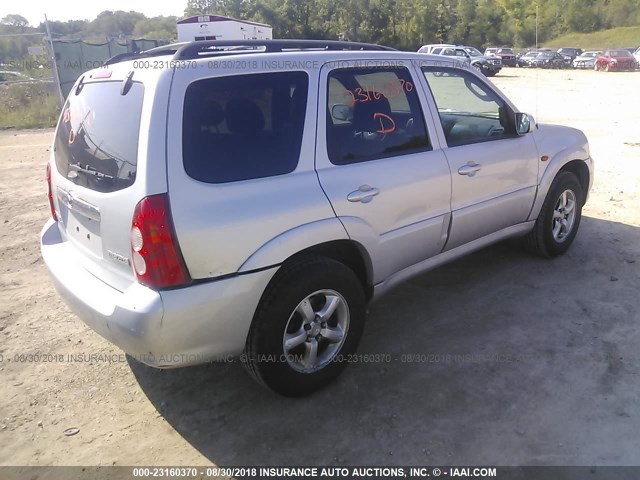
[0,0,185,27]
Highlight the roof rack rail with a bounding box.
[104,40,395,66]
[172,40,395,60]
[104,43,188,66]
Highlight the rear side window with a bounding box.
[54,81,144,193]
[326,67,430,165]
[182,72,308,184]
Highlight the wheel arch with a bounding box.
[528,157,592,222]
[559,159,591,204]
[239,218,374,300]
[290,240,374,300]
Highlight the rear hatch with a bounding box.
[50,73,147,292]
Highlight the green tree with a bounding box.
[133,16,178,40]
[88,11,146,37]
[1,14,29,28]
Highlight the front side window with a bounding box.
[182,71,308,184]
[422,67,516,147]
[326,67,430,165]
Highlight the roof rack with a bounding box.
[104,43,186,65]
[105,39,395,65]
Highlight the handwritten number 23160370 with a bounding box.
[343,79,414,107]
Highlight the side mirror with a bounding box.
[331,104,352,122]
[515,112,532,135]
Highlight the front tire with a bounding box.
[525,171,584,258]
[242,255,366,396]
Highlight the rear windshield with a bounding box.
[611,50,632,57]
[54,81,144,193]
[182,71,308,184]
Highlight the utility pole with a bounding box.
[44,14,65,109]
[535,5,539,51]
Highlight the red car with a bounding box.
[594,49,636,71]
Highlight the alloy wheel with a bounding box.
[552,189,577,243]
[282,289,350,372]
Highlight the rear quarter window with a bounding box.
[54,81,144,193]
[182,71,308,184]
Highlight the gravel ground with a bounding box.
[0,67,639,467]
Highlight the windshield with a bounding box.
[611,50,632,57]
[464,47,483,57]
[538,52,553,58]
[54,81,144,193]
[498,48,513,54]
[581,52,597,58]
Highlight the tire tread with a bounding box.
[525,171,583,258]
[242,255,364,396]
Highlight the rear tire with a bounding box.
[525,171,583,258]
[242,255,366,397]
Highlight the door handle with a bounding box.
[347,185,380,203]
[458,162,482,177]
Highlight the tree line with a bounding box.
[184,0,640,48]
[1,0,639,62]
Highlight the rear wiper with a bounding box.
[68,162,115,180]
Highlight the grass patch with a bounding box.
[544,26,640,49]
[0,83,60,129]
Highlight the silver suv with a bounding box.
[41,40,593,396]
[431,45,502,77]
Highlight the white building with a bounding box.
[176,15,273,42]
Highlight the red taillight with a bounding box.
[46,162,58,221]
[131,194,191,289]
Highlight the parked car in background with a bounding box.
[517,50,552,67]
[484,47,517,67]
[434,45,502,76]
[528,51,567,68]
[572,51,601,69]
[557,47,583,65]
[0,71,35,84]
[418,44,455,54]
[594,49,637,71]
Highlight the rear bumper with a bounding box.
[609,63,636,70]
[40,219,276,367]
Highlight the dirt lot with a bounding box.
[1,68,639,467]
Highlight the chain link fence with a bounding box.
[1,29,165,129]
